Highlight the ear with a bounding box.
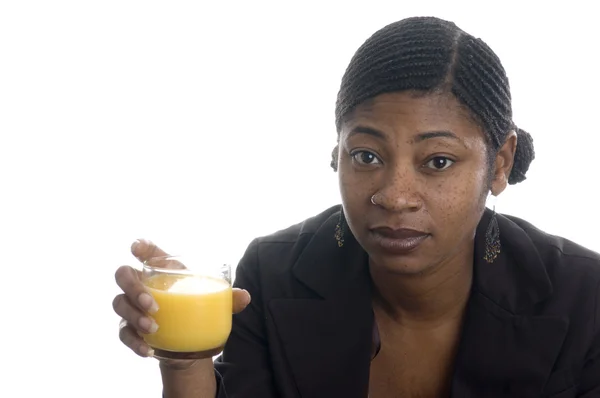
[330,145,339,172]
[490,131,517,196]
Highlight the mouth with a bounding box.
[368,227,430,255]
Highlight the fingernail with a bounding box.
[145,347,155,357]
[139,317,159,334]
[148,321,159,334]
[131,239,141,253]
[139,292,159,313]
[243,289,251,305]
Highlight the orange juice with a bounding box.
[142,273,232,353]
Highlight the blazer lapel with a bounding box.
[269,210,374,398]
[451,210,569,397]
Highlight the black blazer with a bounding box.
[213,206,600,397]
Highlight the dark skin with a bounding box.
[337,91,517,397]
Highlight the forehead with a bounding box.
[342,91,484,140]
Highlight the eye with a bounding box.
[425,156,454,171]
[351,150,382,166]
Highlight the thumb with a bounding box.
[232,288,251,314]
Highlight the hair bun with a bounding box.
[509,128,535,184]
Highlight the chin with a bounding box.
[369,254,436,276]
[361,240,434,275]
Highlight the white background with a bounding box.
[0,1,598,396]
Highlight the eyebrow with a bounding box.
[414,130,461,143]
[348,125,463,145]
[347,126,387,139]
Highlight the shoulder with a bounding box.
[257,205,341,245]
[504,213,600,285]
[235,205,340,277]
[500,214,600,387]
[502,213,600,326]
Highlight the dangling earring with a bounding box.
[334,210,347,247]
[484,194,501,263]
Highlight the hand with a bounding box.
[112,239,252,361]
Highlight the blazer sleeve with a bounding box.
[213,238,278,397]
[577,281,600,397]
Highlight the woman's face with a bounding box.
[338,91,514,275]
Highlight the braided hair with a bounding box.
[331,17,535,184]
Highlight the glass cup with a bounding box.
[140,255,232,360]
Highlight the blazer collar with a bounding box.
[291,208,369,299]
[270,209,374,397]
[457,209,567,396]
[471,207,553,314]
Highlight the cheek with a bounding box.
[426,167,488,229]
[338,168,376,222]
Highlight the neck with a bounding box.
[369,249,473,327]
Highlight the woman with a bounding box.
[113,17,600,397]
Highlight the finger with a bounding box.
[131,239,168,261]
[131,239,185,269]
[232,288,251,314]
[119,319,154,357]
[113,294,159,334]
[115,265,158,313]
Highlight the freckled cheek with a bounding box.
[426,171,486,229]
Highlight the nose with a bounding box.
[373,165,422,212]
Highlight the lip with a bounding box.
[369,227,429,255]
